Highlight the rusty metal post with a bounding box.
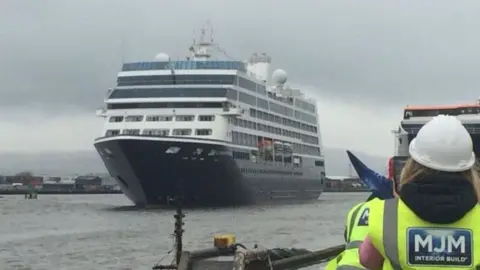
[174,179,185,266]
[174,198,184,265]
[233,248,269,270]
[233,248,246,270]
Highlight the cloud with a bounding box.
[317,97,399,157]
[298,86,401,157]
[2,0,480,154]
[3,0,480,110]
[0,107,103,152]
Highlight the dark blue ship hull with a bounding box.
[94,136,324,207]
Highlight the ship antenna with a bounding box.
[190,21,215,61]
[207,19,214,43]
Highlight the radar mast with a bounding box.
[189,21,215,61]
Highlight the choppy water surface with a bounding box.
[0,192,369,270]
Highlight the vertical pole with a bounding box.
[169,58,176,86]
[174,179,185,266]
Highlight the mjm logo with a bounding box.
[407,228,472,266]
[414,234,465,253]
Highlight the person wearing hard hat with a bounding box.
[358,115,480,270]
[324,196,376,270]
[326,151,397,270]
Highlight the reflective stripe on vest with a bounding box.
[382,198,402,270]
[345,240,362,250]
[337,202,371,270]
[347,203,365,242]
[336,266,366,270]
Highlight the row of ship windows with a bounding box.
[105,100,317,128]
[105,128,213,137]
[110,88,232,99]
[108,113,317,143]
[108,116,316,144]
[117,75,238,87]
[249,108,317,133]
[108,86,317,123]
[232,150,324,168]
[231,131,321,156]
[118,75,268,96]
[103,129,320,156]
[121,61,247,72]
[404,107,480,119]
[239,167,304,175]
[231,118,319,145]
[157,145,323,171]
[107,102,224,110]
[237,91,317,124]
[232,152,297,166]
[116,74,316,113]
[109,115,215,123]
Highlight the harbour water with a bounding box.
[0,192,370,270]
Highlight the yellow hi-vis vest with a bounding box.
[334,201,373,270]
[369,197,480,270]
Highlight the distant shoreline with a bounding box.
[0,190,123,195]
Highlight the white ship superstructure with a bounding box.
[94,23,325,207]
[396,98,480,157]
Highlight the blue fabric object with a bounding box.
[346,150,395,199]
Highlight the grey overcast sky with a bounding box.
[1,0,480,156]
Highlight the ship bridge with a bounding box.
[400,101,480,156]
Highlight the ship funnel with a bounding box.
[246,53,271,83]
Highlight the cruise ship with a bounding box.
[94,25,326,207]
[395,98,480,159]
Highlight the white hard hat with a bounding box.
[409,115,475,172]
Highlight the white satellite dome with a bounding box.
[272,69,288,85]
[154,53,170,61]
